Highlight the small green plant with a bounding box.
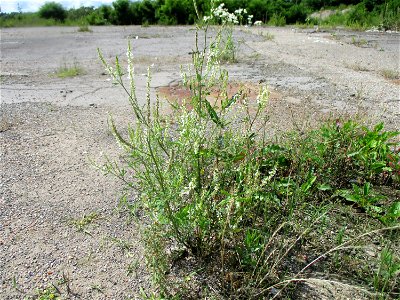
[330,32,340,40]
[77,24,91,32]
[12,276,23,293]
[206,3,241,62]
[34,285,60,300]
[373,246,400,297]
[260,30,274,41]
[380,69,399,80]
[350,36,368,47]
[336,182,388,219]
[90,284,104,293]
[108,237,134,254]
[345,62,369,72]
[55,62,84,78]
[127,259,140,276]
[69,212,99,234]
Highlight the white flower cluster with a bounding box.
[126,42,134,80]
[247,15,253,25]
[212,3,239,24]
[256,85,269,109]
[234,8,247,15]
[203,3,254,26]
[203,15,213,22]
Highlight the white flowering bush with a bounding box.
[98,4,400,298]
[98,3,274,294]
[202,2,252,62]
[210,3,238,25]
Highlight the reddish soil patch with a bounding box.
[157,81,282,111]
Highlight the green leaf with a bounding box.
[217,197,231,207]
[347,150,361,157]
[301,175,317,193]
[387,202,400,218]
[368,140,377,148]
[318,184,332,191]
[222,94,237,110]
[363,182,371,196]
[369,205,383,213]
[233,151,246,162]
[204,100,223,127]
[341,193,359,203]
[371,162,387,171]
[374,122,384,132]
[199,147,212,157]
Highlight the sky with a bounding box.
[1,0,115,13]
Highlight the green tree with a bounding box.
[113,0,133,25]
[138,0,157,23]
[87,5,113,25]
[285,4,308,23]
[67,6,94,21]
[38,2,67,21]
[158,0,196,24]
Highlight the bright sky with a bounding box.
[1,0,115,13]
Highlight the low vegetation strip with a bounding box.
[96,6,400,299]
[1,0,399,30]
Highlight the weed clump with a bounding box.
[54,62,84,78]
[98,9,399,300]
[381,69,399,80]
[77,24,91,32]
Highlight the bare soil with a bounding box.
[1,25,399,299]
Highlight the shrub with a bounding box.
[38,2,67,22]
[268,13,286,26]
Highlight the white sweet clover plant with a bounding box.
[97,0,270,284]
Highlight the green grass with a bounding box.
[0,12,90,28]
[55,63,84,78]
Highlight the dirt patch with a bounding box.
[157,81,283,110]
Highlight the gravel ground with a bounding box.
[1,25,399,299]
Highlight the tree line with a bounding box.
[1,0,399,29]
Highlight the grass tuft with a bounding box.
[380,69,399,80]
[69,212,99,234]
[77,24,92,32]
[55,62,84,78]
